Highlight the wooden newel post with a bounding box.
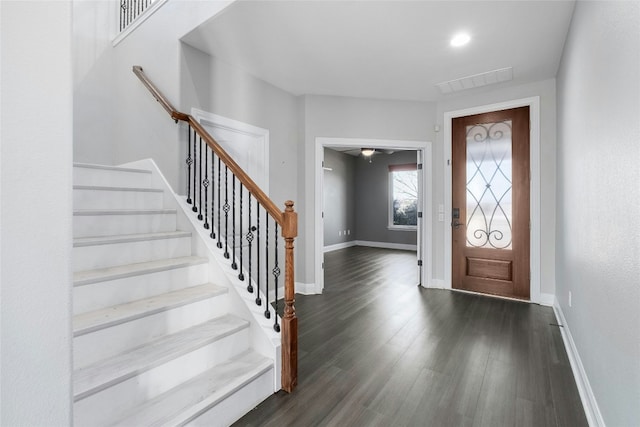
[281,200,298,393]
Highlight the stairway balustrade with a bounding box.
[132,65,298,393]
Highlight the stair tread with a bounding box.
[74,208,176,216]
[73,162,152,174]
[110,350,272,427]
[74,283,228,336]
[74,185,164,193]
[74,231,192,247]
[74,256,208,286]
[74,314,250,401]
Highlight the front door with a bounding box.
[452,107,530,299]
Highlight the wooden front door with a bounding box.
[452,107,530,299]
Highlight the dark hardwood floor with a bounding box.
[235,246,587,427]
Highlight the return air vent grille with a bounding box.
[436,67,513,94]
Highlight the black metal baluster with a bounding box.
[120,1,124,31]
[192,129,197,213]
[210,152,215,238]
[216,157,222,249]
[264,214,270,319]
[231,176,237,270]
[273,223,281,332]
[255,199,261,306]
[197,137,203,220]
[238,183,244,280]
[223,166,230,259]
[203,145,209,229]
[186,125,192,204]
[246,193,253,292]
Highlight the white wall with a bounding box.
[301,95,435,283]
[74,0,233,190]
[556,2,640,425]
[1,2,73,425]
[180,46,299,209]
[73,0,117,164]
[436,78,557,296]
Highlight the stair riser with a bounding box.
[74,328,250,427]
[74,296,230,369]
[74,189,163,210]
[73,236,192,272]
[74,263,209,314]
[73,212,176,238]
[184,368,274,427]
[74,167,151,188]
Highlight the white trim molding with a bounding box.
[553,301,606,427]
[354,240,417,252]
[427,279,446,289]
[443,97,543,304]
[538,293,555,307]
[191,108,270,196]
[295,282,322,295]
[323,241,357,253]
[315,137,432,298]
[113,0,168,46]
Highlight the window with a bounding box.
[389,163,418,229]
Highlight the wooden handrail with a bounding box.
[187,118,284,223]
[133,66,189,122]
[132,65,298,392]
[133,65,282,224]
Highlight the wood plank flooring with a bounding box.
[235,246,587,427]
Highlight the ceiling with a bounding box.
[330,147,404,157]
[181,0,575,102]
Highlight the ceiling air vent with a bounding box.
[436,67,513,94]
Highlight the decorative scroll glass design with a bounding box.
[466,120,513,249]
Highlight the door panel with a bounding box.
[452,107,530,299]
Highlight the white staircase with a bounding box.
[72,163,274,427]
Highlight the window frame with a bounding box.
[388,163,418,231]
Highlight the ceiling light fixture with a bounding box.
[450,32,471,47]
[361,148,375,157]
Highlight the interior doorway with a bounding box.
[315,137,432,293]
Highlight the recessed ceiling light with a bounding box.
[451,33,471,47]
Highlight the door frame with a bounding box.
[191,108,270,195]
[315,137,433,293]
[444,97,543,303]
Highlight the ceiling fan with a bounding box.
[360,148,394,162]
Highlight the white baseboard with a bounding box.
[553,300,605,427]
[537,292,555,307]
[425,279,446,289]
[323,241,356,253]
[295,282,322,295]
[354,240,417,251]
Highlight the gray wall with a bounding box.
[556,2,640,425]
[301,95,436,283]
[323,148,356,247]
[355,151,417,245]
[1,2,73,424]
